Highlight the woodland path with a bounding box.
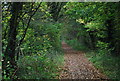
[59,41,107,79]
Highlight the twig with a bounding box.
[11,67,19,79]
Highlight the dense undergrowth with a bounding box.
[12,21,64,79]
[86,51,120,80]
[17,50,64,79]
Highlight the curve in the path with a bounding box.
[60,42,107,79]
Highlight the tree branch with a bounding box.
[19,3,41,45]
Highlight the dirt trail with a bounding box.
[60,41,107,79]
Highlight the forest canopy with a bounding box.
[2,2,120,80]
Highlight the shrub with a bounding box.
[17,53,62,79]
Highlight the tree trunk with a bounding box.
[3,2,23,77]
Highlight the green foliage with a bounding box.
[44,22,63,50]
[86,51,120,80]
[64,2,120,53]
[63,2,120,79]
[17,50,64,79]
[96,41,109,50]
[46,50,64,66]
[66,39,88,51]
[20,22,63,55]
[3,61,17,79]
[2,2,64,79]
[14,3,64,79]
[2,2,120,80]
